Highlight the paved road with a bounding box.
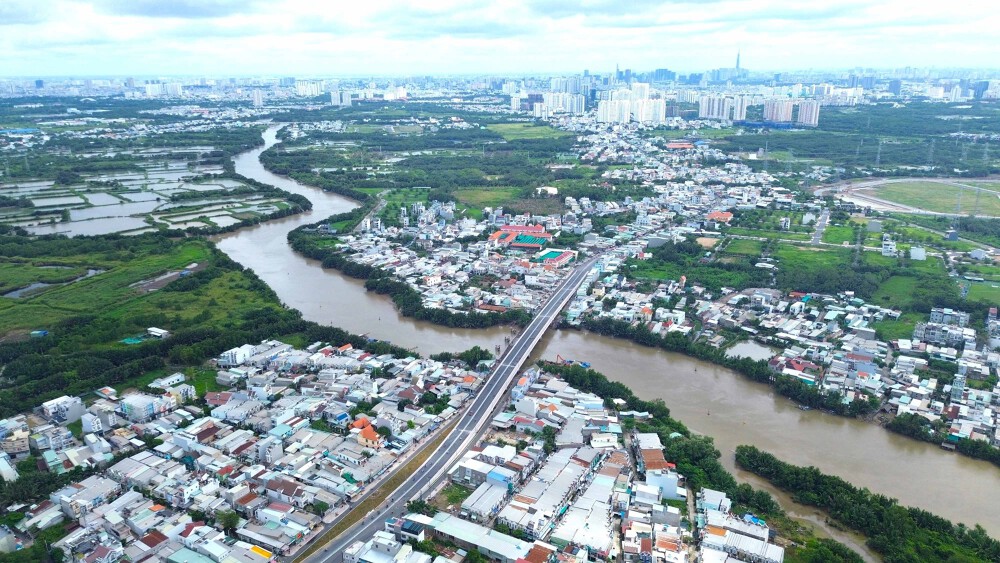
[302,255,601,562]
[811,209,830,244]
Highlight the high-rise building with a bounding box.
[542,93,586,114]
[596,100,631,124]
[34,80,44,89]
[510,96,522,112]
[653,68,676,82]
[331,91,352,106]
[764,99,795,122]
[797,100,820,127]
[888,79,902,96]
[533,103,551,119]
[632,99,666,123]
[295,80,322,97]
[630,82,650,100]
[732,96,749,121]
[698,95,730,120]
[252,89,264,108]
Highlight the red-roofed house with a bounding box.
[705,211,733,224]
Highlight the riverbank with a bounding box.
[576,316,879,416]
[286,215,532,329]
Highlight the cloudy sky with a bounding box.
[0,0,995,77]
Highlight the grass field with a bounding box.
[486,123,570,140]
[0,262,91,294]
[869,181,1000,216]
[453,187,522,210]
[821,225,858,245]
[723,238,763,256]
[871,276,921,310]
[0,241,211,335]
[773,244,852,269]
[967,282,1000,303]
[873,312,925,342]
[727,228,812,241]
[0,239,284,344]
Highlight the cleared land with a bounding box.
[866,181,1000,216]
[486,123,571,140]
[723,238,762,255]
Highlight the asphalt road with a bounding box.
[811,209,830,244]
[302,255,601,562]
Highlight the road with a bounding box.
[301,254,601,562]
[811,209,830,244]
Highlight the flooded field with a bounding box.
[0,149,298,236]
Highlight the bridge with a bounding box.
[301,255,601,562]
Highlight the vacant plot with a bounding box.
[453,187,522,209]
[871,276,921,310]
[821,225,858,245]
[873,312,924,341]
[773,244,852,270]
[723,238,762,255]
[967,282,1000,303]
[727,227,812,241]
[868,181,1000,216]
[487,123,570,140]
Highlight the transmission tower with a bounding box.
[927,139,935,166]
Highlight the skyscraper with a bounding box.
[736,50,741,71]
[797,100,820,127]
[252,89,264,108]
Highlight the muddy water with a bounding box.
[530,330,1000,545]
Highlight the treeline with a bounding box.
[903,214,1000,249]
[579,316,879,417]
[288,218,530,328]
[735,445,1000,562]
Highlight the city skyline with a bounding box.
[1,0,998,77]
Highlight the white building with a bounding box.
[797,100,821,126]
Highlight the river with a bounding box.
[214,125,510,354]
[217,125,1000,559]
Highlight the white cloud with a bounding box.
[0,0,996,76]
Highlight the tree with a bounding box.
[217,510,240,532]
[377,426,392,439]
[541,426,557,454]
[311,500,330,515]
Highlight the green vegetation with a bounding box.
[627,239,771,292]
[720,103,1000,178]
[0,232,414,418]
[722,238,764,256]
[486,123,571,140]
[870,181,1000,216]
[442,483,474,505]
[873,312,924,341]
[736,445,1000,562]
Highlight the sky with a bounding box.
[0,0,996,77]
